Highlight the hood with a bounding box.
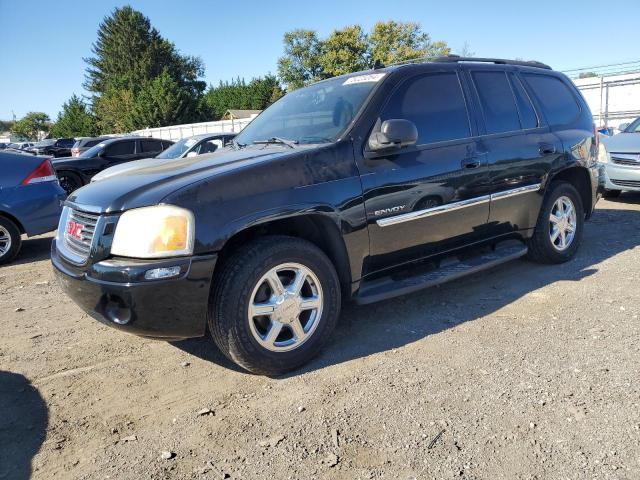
[91,156,159,182]
[68,145,317,213]
[601,133,640,153]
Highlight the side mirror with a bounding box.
[186,151,198,158]
[617,123,630,133]
[367,119,418,153]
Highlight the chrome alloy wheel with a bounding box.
[549,196,577,251]
[0,226,11,257]
[248,263,323,352]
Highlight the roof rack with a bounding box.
[382,54,552,70]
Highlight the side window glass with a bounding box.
[105,141,135,156]
[510,75,539,129]
[140,140,161,152]
[381,72,471,145]
[522,74,580,126]
[471,71,521,134]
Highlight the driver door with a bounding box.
[358,70,492,274]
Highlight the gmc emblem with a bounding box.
[66,220,84,240]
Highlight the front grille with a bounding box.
[611,179,640,188]
[63,209,100,261]
[611,153,640,167]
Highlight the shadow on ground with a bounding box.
[6,234,54,267]
[0,371,48,480]
[173,204,640,376]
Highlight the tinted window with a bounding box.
[522,74,580,126]
[140,139,162,153]
[472,71,520,134]
[85,139,103,148]
[510,75,538,129]
[105,140,135,156]
[382,72,470,144]
[162,140,173,149]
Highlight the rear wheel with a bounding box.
[0,217,22,265]
[209,236,341,375]
[603,189,622,199]
[527,182,584,264]
[58,171,83,196]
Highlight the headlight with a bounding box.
[597,143,609,164]
[111,205,195,258]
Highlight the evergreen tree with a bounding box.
[50,95,96,138]
[84,6,206,133]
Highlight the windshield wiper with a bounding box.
[231,139,247,149]
[253,137,298,148]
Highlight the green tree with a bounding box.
[129,70,196,128]
[11,112,50,140]
[277,30,324,90]
[277,21,450,90]
[50,95,96,138]
[369,20,449,66]
[201,75,284,120]
[319,25,369,77]
[85,6,206,132]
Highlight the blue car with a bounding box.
[0,151,65,264]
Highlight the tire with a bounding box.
[0,216,22,265]
[58,171,83,196]
[209,236,341,375]
[527,181,584,264]
[603,189,622,199]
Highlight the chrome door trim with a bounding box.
[376,195,491,227]
[490,183,542,201]
[376,183,542,227]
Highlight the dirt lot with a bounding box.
[1,195,639,480]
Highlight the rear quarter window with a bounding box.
[522,74,580,126]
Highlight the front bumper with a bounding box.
[51,240,217,340]
[601,162,640,191]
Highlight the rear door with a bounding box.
[138,139,164,159]
[357,69,492,273]
[102,140,137,167]
[465,67,562,235]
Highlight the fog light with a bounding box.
[144,266,181,280]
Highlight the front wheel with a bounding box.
[209,236,341,375]
[527,181,584,264]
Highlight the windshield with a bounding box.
[624,117,640,133]
[234,73,384,146]
[79,143,106,158]
[34,139,55,147]
[156,137,197,159]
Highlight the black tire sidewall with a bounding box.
[536,183,584,263]
[59,172,82,196]
[213,237,341,375]
[0,217,22,265]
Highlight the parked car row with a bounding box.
[599,116,640,197]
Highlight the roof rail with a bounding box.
[385,54,552,70]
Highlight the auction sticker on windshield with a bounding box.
[343,73,386,85]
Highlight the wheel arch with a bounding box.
[547,166,593,218]
[215,213,353,298]
[0,209,25,234]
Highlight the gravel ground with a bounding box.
[1,195,639,480]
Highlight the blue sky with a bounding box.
[1,0,638,121]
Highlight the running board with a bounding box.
[354,242,528,305]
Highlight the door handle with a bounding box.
[539,144,556,156]
[462,158,481,169]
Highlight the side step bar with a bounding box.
[354,242,528,305]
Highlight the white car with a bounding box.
[91,132,235,183]
[599,117,640,197]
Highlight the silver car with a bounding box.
[599,117,640,197]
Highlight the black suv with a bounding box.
[52,136,173,195]
[52,57,601,375]
[28,138,76,157]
